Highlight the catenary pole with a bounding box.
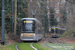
[27,2,28,18]
[1,0,5,45]
[44,15,46,37]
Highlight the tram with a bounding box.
[20,18,42,41]
[51,27,66,38]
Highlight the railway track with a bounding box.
[15,43,19,50]
[30,42,37,50]
[15,42,37,50]
[55,38,71,50]
[45,37,72,50]
[44,38,58,50]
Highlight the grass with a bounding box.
[61,28,75,37]
[44,43,75,50]
[8,43,18,50]
[0,42,74,50]
[18,43,52,50]
[18,43,34,50]
[0,43,18,50]
[33,43,53,50]
[57,43,75,46]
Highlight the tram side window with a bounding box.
[56,29,58,33]
[32,23,36,31]
[37,24,41,34]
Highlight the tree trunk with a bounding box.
[47,0,51,32]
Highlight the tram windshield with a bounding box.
[21,20,35,33]
[51,28,58,33]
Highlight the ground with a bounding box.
[57,37,75,44]
[5,32,75,45]
[38,38,49,43]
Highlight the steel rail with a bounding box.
[30,42,38,50]
[48,38,71,50]
[44,38,58,50]
[15,43,20,50]
[54,38,71,50]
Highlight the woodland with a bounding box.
[0,0,75,39]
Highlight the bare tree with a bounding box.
[46,0,51,32]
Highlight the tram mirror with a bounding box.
[33,20,36,25]
[24,21,25,23]
[22,20,26,25]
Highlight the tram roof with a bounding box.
[22,18,42,24]
[51,27,66,30]
[22,18,37,20]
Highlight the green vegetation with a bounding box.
[18,43,34,50]
[0,0,27,33]
[0,43,74,50]
[60,10,67,23]
[50,16,57,26]
[5,33,8,39]
[57,43,75,46]
[0,43,18,50]
[50,8,57,26]
[61,28,75,38]
[42,43,75,50]
[18,43,52,50]
[33,43,52,50]
[46,43,75,46]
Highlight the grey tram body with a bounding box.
[20,18,42,41]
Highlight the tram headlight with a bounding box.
[33,34,35,36]
[21,34,23,36]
